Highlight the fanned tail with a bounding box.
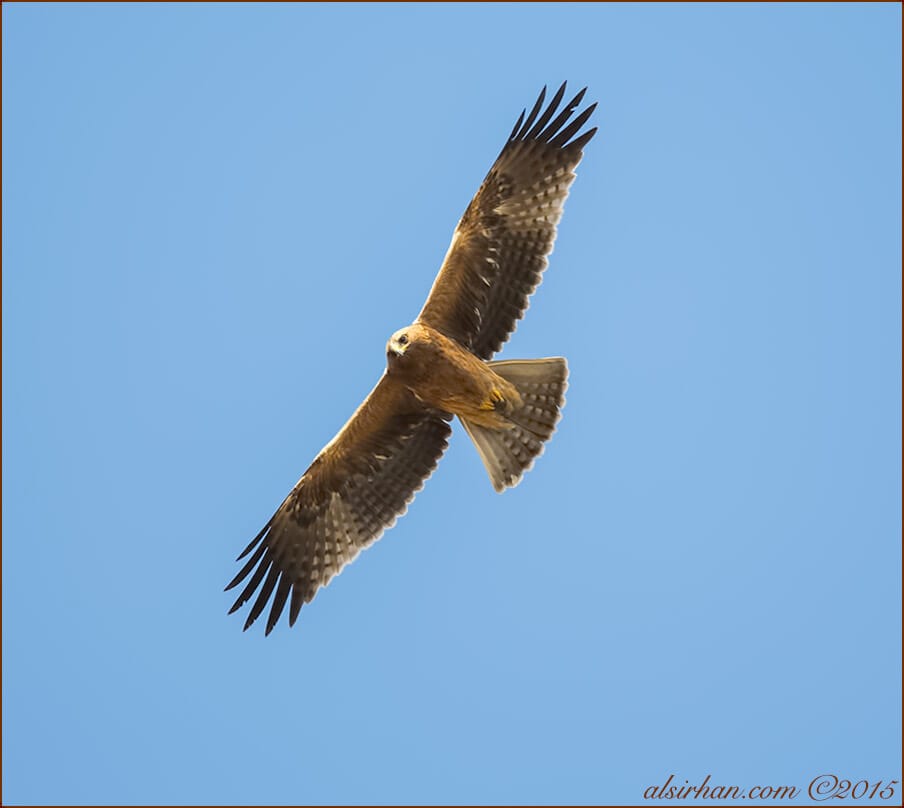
[460,358,568,492]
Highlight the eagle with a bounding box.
[227,83,597,634]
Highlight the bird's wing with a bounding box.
[416,83,597,360]
[226,373,452,634]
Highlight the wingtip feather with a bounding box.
[549,102,598,148]
[525,81,567,141]
[508,109,526,141]
[570,126,598,152]
[517,85,547,140]
[235,519,271,560]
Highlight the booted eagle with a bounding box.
[227,83,597,633]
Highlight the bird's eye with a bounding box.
[398,334,408,345]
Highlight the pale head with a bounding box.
[387,327,412,359]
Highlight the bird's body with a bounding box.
[387,323,521,427]
[227,83,597,633]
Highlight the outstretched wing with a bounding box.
[417,82,597,360]
[226,373,452,634]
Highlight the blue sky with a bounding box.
[2,3,900,805]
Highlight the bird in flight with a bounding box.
[227,83,597,634]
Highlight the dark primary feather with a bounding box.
[418,82,597,359]
[226,374,452,634]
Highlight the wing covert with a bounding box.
[417,82,597,360]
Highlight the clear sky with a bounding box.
[2,3,901,805]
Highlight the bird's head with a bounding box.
[387,328,412,362]
[386,323,432,372]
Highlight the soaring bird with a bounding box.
[227,83,597,633]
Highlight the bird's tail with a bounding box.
[460,357,568,493]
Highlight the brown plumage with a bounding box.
[226,83,596,633]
